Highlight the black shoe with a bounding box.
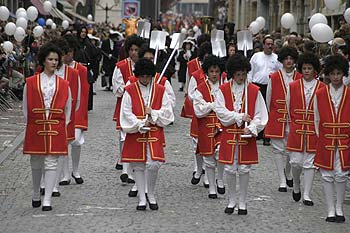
[224,206,235,215]
[32,200,41,208]
[149,203,159,210]
[292,191,301,202]
[72,173,84,184]
[115,163,123,170]
[238,209,248,215]
[42,206,52,211]
[303,200,314,206]
[336,215,345,223]
[59,180,71,186]
[120,173,128,183]
[52,191,61,197]
[208,193,218,199]
[326,216,336,222]
[40,188,45,196]
[284,169,293,187]
[216,180,225,194]
[263,138,271,146]
[136,205,146,211]
[179,87,184,92]
[203,182,209,188]
[93,92,96,95]
[128,190,138,197]
[127,178,135,184]
[278,187,287,192]
[191,172,201,185]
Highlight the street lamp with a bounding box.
[96,1,119,23]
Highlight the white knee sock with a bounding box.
[31,168,42,201]
[322,180,335,217]
[194,154,203,178]
[335,181,346,216]
[226,173,236,208]
[71,145,81,177]
[128,163,134,180]
[43,170,57,206]
[147,169,158,204]
[40,171,45,189]
[122,162,129,175]
[239,173,249,210]
[274,154,286,187]
[61,145,70,181]
[134,170,146,206]
[144,169,148,193]
[285,154,292,180]
[292,166,302,193]
[303,168,314,201]
[206,166,216,195]
[53,156,65,192]
[130,184,138,191]
[217,163,224,183]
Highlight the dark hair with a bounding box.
[63,34,79,52]
[202,55,224,75]
[197,33,211,47]
[263,36,273,44]
[323,54,349,77]
[125,34,144,52]
[226,54,251,79]
[297,52,321,73]
[77,26,88,38]
[38,43,62,68]
[198,42,212,61]
[134,58,156,77]
[50,38,70,54]
[278,46,299,63]
[138,43,155,58]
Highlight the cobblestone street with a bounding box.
[0,80,349,233]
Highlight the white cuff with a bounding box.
[247,123,257,137]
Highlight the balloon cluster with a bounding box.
[249,16,265,35]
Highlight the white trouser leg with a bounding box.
[71,145,81,177]
[292,166,302,193]
[323,180,335,217]
[335,181,346,216]
[194,154,203,179]
[217,163,224,182]
[303,168,314,201]
[128,163,134,180]
[146,168,158,204]
[61,145,70,181]
[206,166,216,195]
[122,162,129,175]
[226,173,236,208]
[40,172,45,189]
[53,156,65,192]
[30,156,44,201]
[42,156,58,207]
[238,172,249,210]
[131,164,146,206]
[285,154,292,180]
[274,153,286,188]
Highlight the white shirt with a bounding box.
[112,58,134,98]
[248,52,282,85]
[120,81,174,134]
[23,73,72,125]
[215,80,268,136]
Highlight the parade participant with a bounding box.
[265,47,302,192]
[314,55,350,223]
[193,55,225,198]
[215,54,268,215]
[286,52,324,206]
[112,34,143,183]
[120,58,174,210]
[58,34,90,185]
[248,36,282,146]
[23,43,71,211]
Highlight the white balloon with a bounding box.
[17,11,27,19]
[2,41,13,53]
[309,13,327,30]
[62,20,69,29]
[16,8,26,17]
[51,23,56,29]
[4,22,16,35]
[46,18,53,26]
[0,6,10,21]
[181,28,187,34]
[281,13,295,29]
[311,23,334,43]
[33,25,44,37]
[16,17,28,29]
[43,1,52,13]
[256,16,265,30]
[27,6,38,22]
[324,0,341,10]
[249,21,260,35]
[344,8,350,24]
[14,27,26,42]
[193,25,199,32]
[87,14,93,21]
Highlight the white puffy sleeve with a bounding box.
[313,95,320,137]
[149,92,174,127]
[246,91,268,136]
[112,66,125,98]
[165,80,176,108]
[120,91,145,133]
[193,89,214,118]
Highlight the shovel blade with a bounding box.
[150,31,167,50]
[237,30,253,51]
[211,29,224,43]
[170,33,186,49]
[137,21,151,39]
[212,40,227,58]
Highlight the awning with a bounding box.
[30,0,73,23]
[57,0,74,9]
[65,9,95,24]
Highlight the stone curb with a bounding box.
[0,130,25,165]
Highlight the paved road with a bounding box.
[0,79,349,233]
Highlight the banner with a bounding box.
[122,0,140,18]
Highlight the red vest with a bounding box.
[190,69,206,138]
[287,79,324,153]
[62,65,79,141]
[265,70,302,138]
[196,80,222,155]
[218,82,260,165]
[112,59,134,130]
[23,75,69,155]
[121,82,166,162]
[73,62,89,130]
[181,58,201,118]
[314,85,350,171]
